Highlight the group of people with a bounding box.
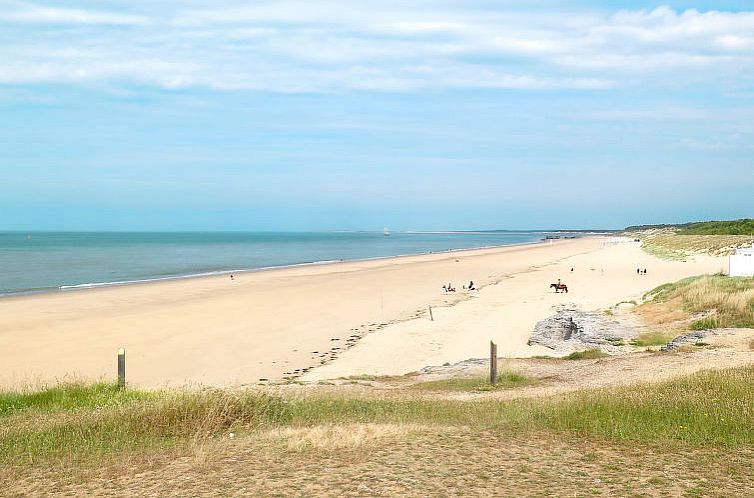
[442,280,475,292]
[636,268,648,275]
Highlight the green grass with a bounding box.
[678,219,754,236]
[0,382,155,417]
[643,274,754,330]
[529,367,753,445]
[1,367,752,465]
[640,241,688,261]
[412,372,537,392]
[635,231,751,258]
[627,218,754,236]
[564,349,607,360]
[630,331,675,347]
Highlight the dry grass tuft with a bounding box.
[630,331,676,347]
[265,423,431,451]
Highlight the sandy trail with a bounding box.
[0,237,725,388]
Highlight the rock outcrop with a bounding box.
[529,308,637,354]
[659,330,709,352]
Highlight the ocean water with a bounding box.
[0,231,560,295]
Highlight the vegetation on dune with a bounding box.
[2,366,751,468]
[678,219,754,236]
[630,331,676,347]
[638,231,751,258]
[639,239,689,261]
[626,218,754,235]
[0,382,155,417]
[412,371,536,392]
[642,274,754,330]
[564,348,607,360]
[626,219,753,258]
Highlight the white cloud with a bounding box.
[0,3,752,92]
[1,2,148,25]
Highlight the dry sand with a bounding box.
[0,237,726,388]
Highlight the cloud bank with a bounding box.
[0,2,752,92]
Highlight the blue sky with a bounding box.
[1,1,752,231]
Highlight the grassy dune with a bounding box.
[628,220,753,259]
[642,274,754,330]
[1,366,752,467]
[639,231,752,259]
[678,219,754,236]
[1,366,752,496]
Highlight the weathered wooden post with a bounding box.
[117,348,126,390]
[428,306,434,321]
[490,341,497,385]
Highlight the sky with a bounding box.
[1,1,753,231]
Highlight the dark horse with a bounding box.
[550,283,568,293]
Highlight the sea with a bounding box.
[0,231,575,296]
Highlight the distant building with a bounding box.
[729,246,754,276]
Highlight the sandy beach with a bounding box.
[0,237,726,388]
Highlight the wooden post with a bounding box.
[490,341,497,385]
[428,306,434,321]
[117,348,126,390]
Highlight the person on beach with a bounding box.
[468,280,475,290]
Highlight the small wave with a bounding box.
[55,259,353,292]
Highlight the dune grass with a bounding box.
[637,230,752,258]
[630,331,676,347]
[412,371,536,392]
[0,382,155,417]
[640,240,688,261]
[2,366,751,468]
[564,348,607,360]
[642,274,754,330]
[677,219,754,236]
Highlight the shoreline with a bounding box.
[0,237,557,300]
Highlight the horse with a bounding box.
[550,283,568,293]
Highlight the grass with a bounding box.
[642,274,754,330]
[4,365,750,468]
[564,348,607,360]
[412,371,537,392]
[635,229,752,258]
[530,366,753,445]
[0,382,155,417]
[677,219,754,236]
[640,240,688,261]
[630,331,676,347]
